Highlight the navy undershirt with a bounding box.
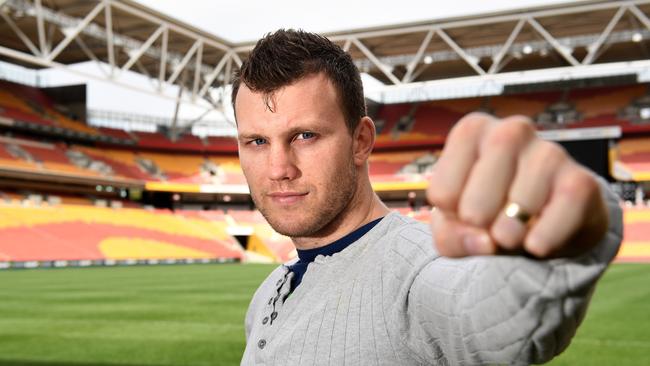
[287,217,384,292]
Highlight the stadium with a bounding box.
[0,0,649,364]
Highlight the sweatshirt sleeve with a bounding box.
[405,178,623,365]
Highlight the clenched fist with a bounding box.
[427,113,609,259]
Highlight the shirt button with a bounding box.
[262,316,269,325]
[276,279,283,286]
[270,311,278,320]
[258,339,266,349]
[268,297,273,305]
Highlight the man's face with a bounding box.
[235,73,358,238]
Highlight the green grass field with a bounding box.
[0,263,648,366]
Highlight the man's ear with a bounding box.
[353,117,376,166]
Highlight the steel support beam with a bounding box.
[351,38,401,85]
[403,28,435,83]
[104,0,115,75]
[121,24,165,72]
[133,59,159,90]
[583,6,627,65]
[0,10,39,55]
[324,1,648,44]
[158,26,168,90]
[73,37,110,77]
[436,28,485,75]
[489,19,525,74]
[342,39,352,52]
[197,52,232,99]
[47,1,105,62]
[629,4,650,30]
[192,41,203,100]
[34,0,47,56]
[109,0,229,52]
[167,39,201,85]
[0,44,212,111]
[527,17,580,66]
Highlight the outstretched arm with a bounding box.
[403,113,622,364]
[405,179,621,364]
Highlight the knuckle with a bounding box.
[491,229,519,249]
[460,111,493,123]
[539,141,565,160]
[557,166,596,200]
[427,165,460,210]
[484,118,535,149]
[529,140,566,166]
[431,221,455,254]
[491,219,524,249]
[450,112,491,140]
[427,186,458,211]
[458,204,491,227]
[503,114,535,127]
[433,226,450,249]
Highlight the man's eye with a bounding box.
[296,132,315,140]
[251,138,267,146]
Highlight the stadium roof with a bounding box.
[1,0,650,116]
[320,0,650,83]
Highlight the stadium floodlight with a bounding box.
[641,107,650,120]
[423,55,433,64]
[59,25,76,38]
[632,32,643,43]
[522,44,533,55]
[125,47,139,60]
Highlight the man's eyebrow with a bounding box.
[284,126,317,136]
[237,132,266,141]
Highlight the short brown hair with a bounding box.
[231,29,366,133]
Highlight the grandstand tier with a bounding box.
[373,83,650,145]
[1,202,647,265]
[0,204,244,263]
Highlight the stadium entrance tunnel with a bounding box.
[227,226,277,262]
[234,235,249,250]
[141,191,174,210]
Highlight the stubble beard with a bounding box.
[251,158,358,238]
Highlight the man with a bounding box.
[233,29,622,365]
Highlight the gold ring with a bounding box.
[504,202,532,225]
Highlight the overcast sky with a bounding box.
[28,1,585,127]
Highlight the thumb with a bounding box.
[430,208,497,257]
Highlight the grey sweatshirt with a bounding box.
[241,185,622,365]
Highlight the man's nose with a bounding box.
[268,145,299,181]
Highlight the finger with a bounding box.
[427,113,494,211]
[523,164,601,258]
[491,140,568,249]
[458,116,535,228]
[430,208,497,257]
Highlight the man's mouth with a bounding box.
[267,191,309,205]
